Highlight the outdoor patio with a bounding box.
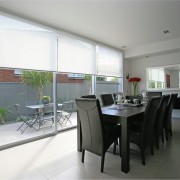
[0,112,77,147]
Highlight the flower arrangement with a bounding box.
[128,77,141,96]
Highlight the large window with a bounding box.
[0,12,123,149]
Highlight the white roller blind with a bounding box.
[97,45,123,77]
[58,35,96,74]
[0,15,57,71]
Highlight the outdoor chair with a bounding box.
[76,98,121,172]
[14,104,37,134]
[58,100,74,126]
[38,105,54,130]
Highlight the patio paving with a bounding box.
[0,112,77,147]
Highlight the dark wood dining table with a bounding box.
[77,104,146,173]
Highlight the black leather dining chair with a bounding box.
[100,94,114,106]
[76,98,121,172]
[130,96,161,165]
[81,94,96,99]
[163,93,178,141]
[154,94,170,149]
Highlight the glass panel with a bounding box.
[147,64,180,89]
[96,76,123,104]
[56,73,92,131]
[0,68,55,147]
[159,68,165,82]
[147,68,165,89]
[151,69,159,81]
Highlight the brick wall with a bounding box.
[56,74,83,83]
[0,69,21,82]
[0,69,83,83]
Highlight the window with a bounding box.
[147,68,165,89]
[97,45,123,77]
[58,35,96,74]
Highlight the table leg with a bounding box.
[121,117,130,173]
[77,112,82,151]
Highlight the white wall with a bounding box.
[170,70,179,88]
[124,51,180,117]
[124,51,180,94]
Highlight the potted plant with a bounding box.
[41,96,51,104]
[0,107,9,124]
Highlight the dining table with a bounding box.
[77,103,146,173]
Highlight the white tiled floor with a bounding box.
[0,118,180,179]
[0,112,77,146]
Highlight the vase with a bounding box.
[42,99,49,104]
[133,82,137,96]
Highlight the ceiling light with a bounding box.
[163,30,170,34]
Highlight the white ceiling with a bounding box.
[0,0,180,58]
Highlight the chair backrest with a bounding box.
[100,94,114,106]
[142,96,161,148]
[81,95,96,99]
[57,97,64,104]
[62,100,74,113]
[76,98,104,156]
[147,91,162,100]
[155,94,170,135]
[164,93,178,129]
[14,104,21,114]
[14,104,24,120]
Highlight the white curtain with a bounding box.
[0,15,57,71]
[58,35,96,74]
[0,30,57,71]
[97,45,123,77]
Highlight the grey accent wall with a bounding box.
[0,80,120,121]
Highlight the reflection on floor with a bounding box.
[0,112,77,146]
[0,118,180,179]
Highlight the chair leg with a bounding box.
[17,122,25,131]
[113,140,117,154]
[140,148,145,165]
[101,154,105,173]
[82,149,85,163]
[151,144,154,155]
[165,129,169,141]
[119,138,121,157]
[169,128,172,136]
[161,132,164,144]
[156,136,159,150]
